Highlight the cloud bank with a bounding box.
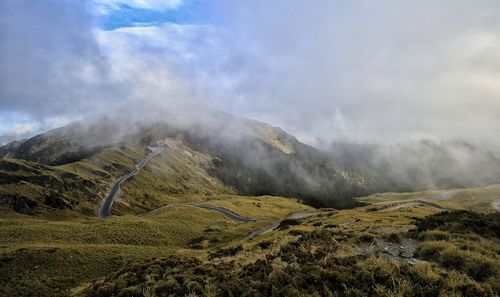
[198,1,500,146]
[1,0,499,147]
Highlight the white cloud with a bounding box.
[94,21,230,113]
[94,0,182,14]
[0,0,123,119]
[4,123,39,136]
[2,0,500,148]
[188,0,500,146]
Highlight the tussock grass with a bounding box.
[0,194,310,297]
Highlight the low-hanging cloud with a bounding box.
[193,0,500,146]
[1,0,500,148]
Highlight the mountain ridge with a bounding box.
[0,109,378,214]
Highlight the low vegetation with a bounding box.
[0,195,311,297]
[1,127,499,296]
[80,208,499,297]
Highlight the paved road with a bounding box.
[98,147,162,218]
[97,146,318,238]
[141,203,257,222]
[142,202,318,238]
[376,199,447,211]
[192,203,257,222]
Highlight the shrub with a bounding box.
[417,241,499,282]
[278,219,301,230]
[418,230,451,241]
[288,229,306,236]
[416,211,500,238]
[382,232,402,243]
[257,241,272,249]
[208,245,243,259]
[416,241,453,259]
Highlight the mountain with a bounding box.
[0,108,379,215]
[1,109,499,297]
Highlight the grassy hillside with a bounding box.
[80,201,499,297]
[113,139,235,214]
[1,139,233,216]
[0,158,106,215]
[0,195,312,297]
[0,111,380,209]
[1,175,498,297]
[1,112,498,297]
[357,184,500,213]
[0,145,150,216]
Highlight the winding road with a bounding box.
[191,203,257,222]
[98,147,162,218]
[98,146,318,238]
[140,202,259,223]
[141,202,318,238]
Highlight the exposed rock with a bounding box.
[43,194,76,209]
[0,194,37,213]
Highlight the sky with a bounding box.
[1,0,500,146]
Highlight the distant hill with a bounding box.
[330,140,500,192]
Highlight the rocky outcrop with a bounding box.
[43,194,77,209]
[0,195,37,213]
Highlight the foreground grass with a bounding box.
[0,195,310,297]
[81,209,500,297]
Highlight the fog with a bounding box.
[2,0,500,144]
[331,140,500,191]
[1,0,500,189]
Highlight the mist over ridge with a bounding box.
[1,0,500,200]
[1,0,500,146]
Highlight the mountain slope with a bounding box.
[0,110,379,213]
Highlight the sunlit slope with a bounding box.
[357,184,500,212]
[114,139,235,214]
[0,195,312,297]
[0,145,150,216]
[0,157,108,216]
[79,200,499,297]
[1,111,380,210]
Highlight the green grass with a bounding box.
[197,195,314,219]
[1,142,237,216]
[0,146,147,216]
[115,141,235,214]
[0,194,310,297]
[58,145,144,180]
[2,189,499,297]
[80,210,500,297]
[2,143,500,296]
[358,185,500,212]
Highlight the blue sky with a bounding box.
[0,0,204,140]
[1,0,500,146]
[97,0,202,30]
